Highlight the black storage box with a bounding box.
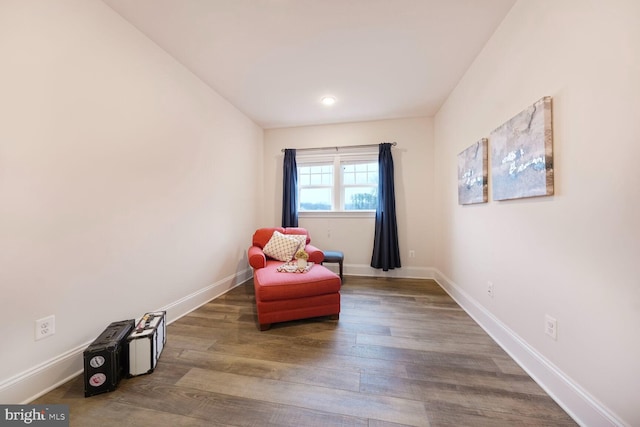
[83,319,135,397]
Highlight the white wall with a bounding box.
[433,0,640,425]
[264,117,435,277]
[0,0,262,402]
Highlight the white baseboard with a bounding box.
[0,268,253,404]
[0,343,88,405]
[432,269,625,427]
[327,263,434,280]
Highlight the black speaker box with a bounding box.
[83,319,135,397]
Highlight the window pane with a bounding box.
[300,164,332,186]
[299,188,332,211]
[310,173,322,185]
[368,164,378,184]
[344,187,377,210]
[343,171,355,185]
[342,162,377,185]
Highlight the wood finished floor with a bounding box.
[33,276,576,426]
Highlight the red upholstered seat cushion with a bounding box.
[254,262,341,302]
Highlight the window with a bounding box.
[342,161,378,210]
[297,152,378,213]
[298,163,333,210]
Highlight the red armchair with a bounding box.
[248,227,324,269]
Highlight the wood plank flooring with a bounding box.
[33,276,576,426]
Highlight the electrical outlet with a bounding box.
[487,281,494,298]
[409,250,415,258]
[35,315,55,341]
[545,314,557,340]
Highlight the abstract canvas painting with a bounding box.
[490,96,553,201]
[457,138,488,205]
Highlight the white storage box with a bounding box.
[127,311,166,376]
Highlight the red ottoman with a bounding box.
[248,227,341,331]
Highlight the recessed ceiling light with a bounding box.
[321,96,336,106]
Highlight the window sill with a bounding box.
[299,211,376,219]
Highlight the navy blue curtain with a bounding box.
[282,149,298,227]
[371,143,401,271]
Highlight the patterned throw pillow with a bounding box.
[287,234,307,253]
[262,231,301,262]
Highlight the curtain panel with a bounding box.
[371,143,401,271]
[282,148,298,227]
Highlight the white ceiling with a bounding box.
[102,0,515,129]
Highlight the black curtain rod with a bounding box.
[281,141,396,153]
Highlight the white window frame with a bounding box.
[297,150,378,218]
[297,160,335,211]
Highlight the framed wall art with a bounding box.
[457,138,488,205]
[490,96,553,201]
